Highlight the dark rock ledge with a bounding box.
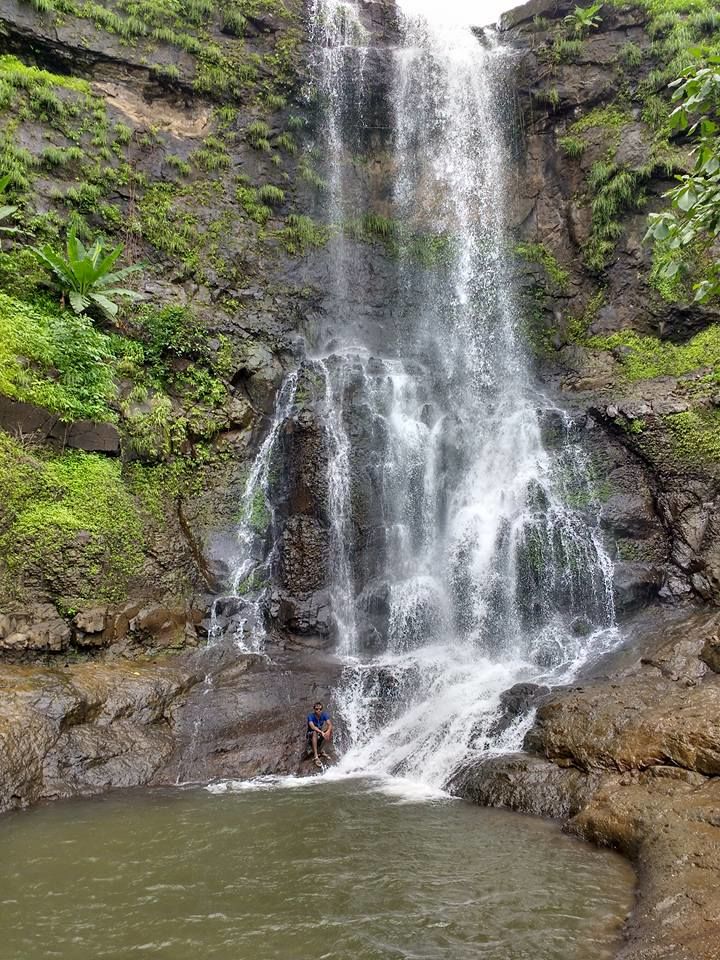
[452,609,720,960]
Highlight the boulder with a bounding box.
[0,604,72,653]
[700,634,720,674]
[0,658,198,812]
[488,681,550,737]
[154,646,343,784]
[128,603,197,648]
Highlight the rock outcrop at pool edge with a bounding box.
[453,608,720,960]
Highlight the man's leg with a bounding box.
[319,732,331,758]
[311,730,319,760]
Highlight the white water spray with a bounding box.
[308,0,620,788]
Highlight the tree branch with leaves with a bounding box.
[646,60,720,303]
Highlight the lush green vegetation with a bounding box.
[564,3,604,36]
[515,242,570,293]
[645,62,720,301]
[545,1,720,275]
[0,292,131,420]
[0,433,145,602]
[17,0,301,103]
[0,174,18,243]
[665,408,720,464]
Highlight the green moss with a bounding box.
[515,242,570,293]
[0,434,144,602]
[0,246,48,299]
[571,105,631,135]
[565,289,605,343]
[0,54,90,95]
[0,292,133,420]
[246,486,270,533]
[588,325,720,382]
[236,568,269,595]
[665,409,720,465]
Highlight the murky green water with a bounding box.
[0,778,634,960]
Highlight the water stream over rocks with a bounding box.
[208,0,622,792]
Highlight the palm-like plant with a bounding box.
[564,3,603,36]
[33,230,143,319]
[0,173,19,248]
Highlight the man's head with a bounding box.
[313,702,323,715]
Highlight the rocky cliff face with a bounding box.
[0,0,403,653]
[504,0,720,612]
[2,1,720,956]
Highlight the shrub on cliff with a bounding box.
[563,3,603,36]
[646,61,720,302]
[32,231,142,319]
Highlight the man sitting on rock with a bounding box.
[306,702,333,767]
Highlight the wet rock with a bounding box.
[72,606,108,634]
[612,561,664,612]
[155,647,343,784]
[269,588,333,640]
[0,658,199,812]
[523,611,720,777]
[451,753,600,820]
[0,396,120,453]
[0,604,72,653]
[487,682,550,738]
[700,634,720,674]
[280,516,330,596]
[455,608,720,960]
[128,603,200,649]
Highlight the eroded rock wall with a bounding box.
[503,0,720,610]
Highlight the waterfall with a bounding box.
[208,372,300,653]
[306,0,619,788]
[213,0,619,790]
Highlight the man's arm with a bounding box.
[321,716,333,736]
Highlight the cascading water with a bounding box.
[304,0,620,788]
[208,372,300,653]
[214,0,619,790]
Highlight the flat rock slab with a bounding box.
[0,396,121,454]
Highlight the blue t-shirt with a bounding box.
[307,711,330,731]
